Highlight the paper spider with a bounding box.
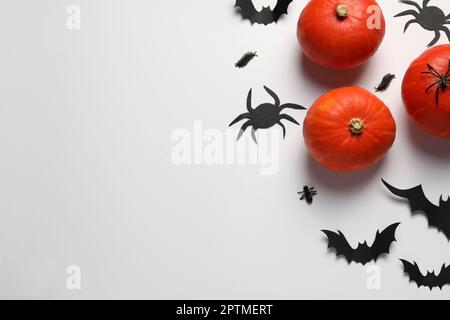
[421,59,450,104]
[395,0,450,47]
[229,86,305,144]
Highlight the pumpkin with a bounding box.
[297,0,386,69]
[402,44,450,137]
[303,87,396,172]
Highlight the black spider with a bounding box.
[229,86,305,144]
[421,59,450,104]
[395,0,450,47]
[298,186,317,204]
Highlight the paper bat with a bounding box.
[234,0,293,25]
[322,223,400,265]
[382,179,450,240]
[401,259,450,290]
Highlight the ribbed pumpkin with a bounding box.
[303,87,396,172]
[297,0,386,69]
[402,44,450,137]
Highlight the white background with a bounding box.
[0,0,450,299]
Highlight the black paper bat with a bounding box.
[322,223,400,265]
[382,179,450,240]
[401,259,450,290]
[235,0,293,25]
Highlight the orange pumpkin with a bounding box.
[297,0,386,69]
[402,44,450,137]
[303,87,396,172]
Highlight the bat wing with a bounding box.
[382,179,438,216]
[235,0,259,23]
[401,259,427,289]
[322,230,355,264]
[370,223,400,261]
[399,259,450,290]
[435,263,450,290]
[272,0,294,22]
[382,179,450,239]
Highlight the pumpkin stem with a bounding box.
[336,4,348,19]
[349,118,364,135]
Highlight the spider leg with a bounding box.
[300,195,306,200]
[428,30,441,47]
[422,0,430,8]
[439,26,450,43]
[279,103,306,110]
[421,71,438,76]
[279,114,300,125]
[277,121,286,139]
[446,59,450,76]
[403,19,419,32]
[263,86,280,107]
[394,10,419,19]
[399,0,422,11]
[229,112,251,126]
[425,80,440,92]
[246,89,253,112]
[425,64,441,77]
[436,85,441,105]
[251,127,258,144]
[236,120,253,141]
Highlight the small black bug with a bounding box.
[235,51,257,68]
[298,185,317,204]
[375,73,396,92]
